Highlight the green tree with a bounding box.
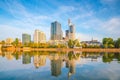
[73,39,81,47]
[68,39,74,48]
[12,38,19,47]
[115,38,120,48]
[102,38,114,48]
[82,43,87,48]
[1,40,5,45]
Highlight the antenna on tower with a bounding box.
[68,18,71,26]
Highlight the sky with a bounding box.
[0,0,120,42]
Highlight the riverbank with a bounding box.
[1,47,120,52]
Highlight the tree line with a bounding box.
[1,37,120,48]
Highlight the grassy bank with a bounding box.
[1,47,120,52]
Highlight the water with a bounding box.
[0,51,120,80]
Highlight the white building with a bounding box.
[34,29,46,43]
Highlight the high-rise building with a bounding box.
[65,30,69,41]
[68,19,75,40]
[34,29,46,43]
[51,21,63,40]
[66,30,69,38]
[22,33,31,44]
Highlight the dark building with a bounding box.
[65,30,69,38]
[51,21,63,40]
[22,33,31,44]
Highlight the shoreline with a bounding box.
[1,47,120,52]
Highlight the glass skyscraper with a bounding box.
[51,21,63,40]
[22,33,31,44]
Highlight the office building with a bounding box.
[65,30,69,41]
[34,29,46,43]
[22,33,31,44]
[51,21,63,40]
[68,19,75,40]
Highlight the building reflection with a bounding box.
[22,53,31,64]
[49,53,63,77]
[51,59,62,77]
[33,53,46,68]
[4,51,14,60]
[66,51,81,78]
[1,51,120,78]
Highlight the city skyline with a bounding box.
[0,0,120,41]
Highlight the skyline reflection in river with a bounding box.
[0,51,120,80]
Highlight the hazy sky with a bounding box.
[0,0,120,41]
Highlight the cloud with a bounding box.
[59,6,75,12]
[0,0,51,40]
[77,17,120,39]
[102,18,120,35]
[0,0,120,41]
[0,24,33,40]
[100,0,119,5]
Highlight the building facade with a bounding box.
[51,21,63,40]
[34,29,46,43]
[68,19,75,40]
[22,33,31,44]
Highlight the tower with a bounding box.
[51,21,63,40]
[68,19,75,40]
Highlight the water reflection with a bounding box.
[0,51,120,79]
[22,53,31,64]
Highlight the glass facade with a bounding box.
[51,21,63,40]
[69,25,75,33]
[22,33,31,44]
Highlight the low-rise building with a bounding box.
[81,40,102,46]
[48,40,67,45]
[6,38,13,45]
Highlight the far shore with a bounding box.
[1,47,120,52]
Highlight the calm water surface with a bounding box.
[0,51,120,80]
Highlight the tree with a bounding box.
[102,38,114,48]
[73,39,81,47]
[115,38,120,48]
[68,39,81,48]
[12,38,19,47]
[68,39,74,48]
[1,40,5,45]
[82,43,87,48]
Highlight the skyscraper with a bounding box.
[68,19,75,40]
[34,29,46,43]
[22,33,31,44]
[51,21,63,40]
[66,30,69,38]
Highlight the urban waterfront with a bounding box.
[0,51,120,80]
